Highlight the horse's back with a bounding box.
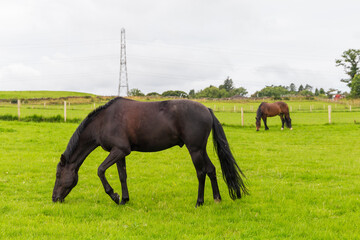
[261,101,288,116]
[95,98,212,152]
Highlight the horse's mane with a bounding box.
[256,102,265,119]
[63,97,122,162]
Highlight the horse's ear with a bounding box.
[60,154,66,166]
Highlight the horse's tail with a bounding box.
[256,102,265,119]
[208,108,249,199]
[283,103,292,128]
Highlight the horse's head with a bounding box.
[52,154,79,203]
[286,116,292,129]
[256,103,264,131]
[255,116,261,131]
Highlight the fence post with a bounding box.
[328,105,331,124]
[17,99,21,120]
[241,107,244,126]
[350,105,352,112]
[64,101,67,122]
[234,105,236,112]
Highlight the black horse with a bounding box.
[53,97,248,207]
[256,102,292,131]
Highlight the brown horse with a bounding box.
[53,97,248,207]
[256,102,292,131]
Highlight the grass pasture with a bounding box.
[1,98,360,239]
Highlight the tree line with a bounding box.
[129,48,360,99]
[129,77,248,99]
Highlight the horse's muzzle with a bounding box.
[52,195,64,203]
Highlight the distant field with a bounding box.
[1,96,360,127]
[0,91,95,99]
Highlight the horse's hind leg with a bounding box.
[188,148,206,207]
[116,158,129,205]
[204,152,221,202]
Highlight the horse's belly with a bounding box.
[131,137,184,152]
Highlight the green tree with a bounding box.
[298,90,313,96]
[219,77,234,92]
[350,75,360,98]
[129,88,145,96]
[188,89,196,98]
[196,86,223,98]
[289,83,296,92]
[304,84,313,92]
[335,49,360,87]
[298,84,304,92]
[162,90,188,98]
[314,88,319,96]
[252,85,289,98]
[146,92,160,96]
[319,88,325,95]
[230,87,248,97]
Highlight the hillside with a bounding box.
[0,91,96,100]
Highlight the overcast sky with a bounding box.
[0,0,359,96]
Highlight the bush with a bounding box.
[0,114,82,123]
[0,114,18,121]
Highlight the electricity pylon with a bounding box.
[117,28,129,96]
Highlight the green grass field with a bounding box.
[1,98,360,239]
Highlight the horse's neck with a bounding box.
[66,133,98,169]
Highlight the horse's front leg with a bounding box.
[98,147,128,204]
[280,114,285,130]
[262,116,269,130]
[116,158,129,205]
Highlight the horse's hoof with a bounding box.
[281,128,284,130]
[120,197,129,205]
[195,201,204,208]
[290,128,293,130]
[111,193,120,204]
[214,198,221,203]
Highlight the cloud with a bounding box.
[0,0,359,95]
[0,64,41,89]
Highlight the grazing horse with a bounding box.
[256,102,292,131]
[53,97,248,207]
